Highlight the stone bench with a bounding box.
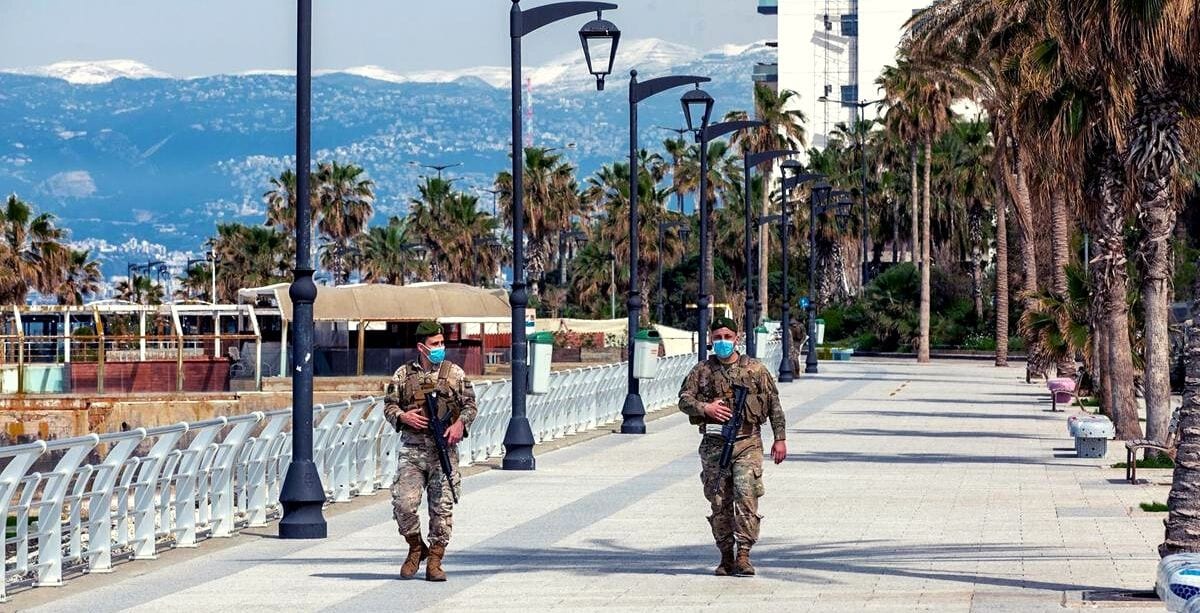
[1047,377,1076,412]
[1067,414,1114,458]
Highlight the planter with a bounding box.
[831,348,854,361]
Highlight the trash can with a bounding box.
[815,318,826,345]
[753,325,769,359]
[528,331,554,395]
[633,329,661,379]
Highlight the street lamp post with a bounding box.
[819,96,884,288]
[743,149,800,357]
[776,163,823,383]
[410,161,462,180]
[621,71,708,435]
[656,221,688,324]
[506,0,619,470]
[279,0,325,540]
[806,182,851,375]
[681,85,762,361]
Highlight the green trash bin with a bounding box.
[528,331,554,394]
[632,329,662,379]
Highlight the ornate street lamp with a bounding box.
[681,85,762,361]
[620,71,708,435]
[279,0,324,539]
[506,0,619,470]
[742,149,800,357]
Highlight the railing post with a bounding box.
[33,435,99,587]
[0,441,46,602]
[131,424,188,559]
[209,414,260,538]
[83,430,146,573]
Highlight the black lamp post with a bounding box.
[682,85,762,361]
[776,162,823,383]
[506,0,619,470]
[482,187,502,218]
[621,71,708,435]
[411,161,462,180]
[656,221,688,324]
[279,0,325,540]
[806,181,852,375]
[742,149,800,357]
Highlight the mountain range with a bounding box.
[0,38,772,279]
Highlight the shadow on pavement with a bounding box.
[789,428,1053,441]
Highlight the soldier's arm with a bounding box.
[678,365,707,418]
[456,376,478,430]
[761,367,786,441]
[383,367,407,430]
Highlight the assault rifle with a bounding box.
[424,390,460,503]
[719,384,749,469]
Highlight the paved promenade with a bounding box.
[18,360,1169,612]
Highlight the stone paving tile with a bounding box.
[18,359,1176,612]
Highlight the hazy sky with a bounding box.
[0,1,774,75]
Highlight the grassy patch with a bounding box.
[1075,396,1100,407]
[1140,502,1169,513]
[1112,456,1176,470]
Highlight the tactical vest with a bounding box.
[392,361,461,434]
[688,356,771,436]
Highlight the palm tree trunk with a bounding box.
[918,134,932,363]
[1050,191,1075,379]
[1094,145,1143,440]
[970,204,984,322]
[994,191,1009,367]
[757,165,771,323]
[910,145,919,264]
[1161,272,1200,556]
[1002,141,1041,378]
[1132,90,1182,447]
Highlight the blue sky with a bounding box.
[0,0,773,75]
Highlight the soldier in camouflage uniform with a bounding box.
[679,316,787,576]
[384,320,477,581]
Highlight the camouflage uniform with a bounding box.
[384,360,477,548]
[678,354,785,552]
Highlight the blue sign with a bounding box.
[799,297,811,309]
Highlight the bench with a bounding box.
[1047,377,1076,412]
[1067,414,1114,458]
[1124,406,1181,483]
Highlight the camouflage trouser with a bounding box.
[391,440,461,547]
[699,435,765,550]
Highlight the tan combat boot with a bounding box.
[714,544,736,576]
[399,534,428,579]
[426,544,447,582]
[734,548,755,576]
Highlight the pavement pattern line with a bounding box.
[18,361,1171,612]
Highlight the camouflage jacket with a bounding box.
[383,360,478,444]
[678,354,786,441]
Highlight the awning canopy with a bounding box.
[239,283,510,323]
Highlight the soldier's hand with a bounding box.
[399,408,429,430]
[771,440,787,464]
[703,400,732,423]
[444,420,465,446]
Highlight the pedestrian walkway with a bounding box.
[18,360,1168,612]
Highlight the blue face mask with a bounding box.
[426,347,446,365]
[712,339,736,359]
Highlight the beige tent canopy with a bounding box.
[238,282,510,323]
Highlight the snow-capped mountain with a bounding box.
[5,59,171,85]
[0,39,773,277]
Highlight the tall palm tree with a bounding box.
[726,85,807,323]
[0,194,69,304]
[314,162,374,284]
[359,216,429,285]
[55,249,102,305]
[678,140,743,311]
[115,274,165,305]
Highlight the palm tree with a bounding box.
[176,262,213,302]
[0,194,69,304]
[678,140,743,311]
[358,216,429,284]
[315,162,374,284]
[115,274,165,305]
[212,223,292,301]
[726,85,807,323]
[55,249,102,305]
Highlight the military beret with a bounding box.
[709,316,738,333]
[415,320,443,337]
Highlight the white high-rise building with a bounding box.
[757,0,929,151]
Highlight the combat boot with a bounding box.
[714,544,736,576]
[400,534,428,579]
[426,544,447,582]
[734,548,756,576]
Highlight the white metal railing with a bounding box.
[0,342,781,600]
